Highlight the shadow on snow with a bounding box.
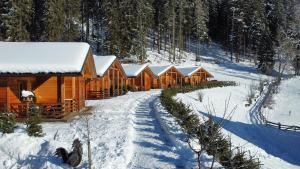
[200,111,300,166]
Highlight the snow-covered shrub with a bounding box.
[258,78,265,94]
[231,148,260,169]
[25,106,44,137]
[122,85,128,94]
[246,82,256,106]
[126,85,137,92]
[197,91,204,102]
[160,83,261,168]
[0,112,16,134]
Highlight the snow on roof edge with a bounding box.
[149,65,173,76]
[93,55,116,76]
[121,64,149,77]
[176,66,202,76]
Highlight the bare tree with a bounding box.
[72,108,96,169]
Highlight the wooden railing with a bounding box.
[40,104,64,119]
[87,89,109,99]
[64,99,78,113]
[9,99,78,119]
[266,120,300,132]
[87,88,125,100]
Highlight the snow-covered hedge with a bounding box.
[160,81,260,169]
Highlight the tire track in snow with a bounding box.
[128,95,184,169]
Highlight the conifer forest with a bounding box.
[0,0,299,73]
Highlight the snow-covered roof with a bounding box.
[176,66,202,76]
[149,65,173,76]
[0,42,90,74]
[93,55,116,76]
[122,64,149,77]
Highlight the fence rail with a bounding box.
[258,80,300,132]
[265,120,300,132]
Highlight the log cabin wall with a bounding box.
[0,75,85,117]
[152,67,183,89]
[86,59,126,99]
[108,60,126,96]
[125,67,153,91]
[182,68,212,86]
[142,68,153,91]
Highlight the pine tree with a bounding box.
[0,0,11,41]
[6,0,32,41]
[153,0,167,53]
[134,0,153,61]
[43,0,66,41]
[26,106,44,137]
[63,0,81,41]
[193,0,209,43]
[82,0,97,42]
[30,0,46,41]
[0,112,16,134]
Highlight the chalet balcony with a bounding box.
[7,99,78,119]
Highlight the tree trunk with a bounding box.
[158,25,161,54]
[172,2,176,62]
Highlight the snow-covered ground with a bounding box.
[265,77,300,126]
[1,44,299,168]
[0,91,169,169]
[148,45,300,168]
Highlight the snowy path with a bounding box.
[127,95,184,169]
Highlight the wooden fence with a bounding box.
[265,120,300,132]
[259,80,300,132]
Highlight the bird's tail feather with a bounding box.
[55,147,69,163]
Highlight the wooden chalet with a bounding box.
[149,65,184,89]
[122,64,155,91]
[85,55,127,99]
[176,66,214,86]
[0,42,97,119]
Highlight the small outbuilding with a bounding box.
[176,66,214,86]
[0,42,97,119]
[149,65,184,89]
[122,64,155,91]
[85,55,127,99]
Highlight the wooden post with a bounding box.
[108,70,111,97]
[140,72,143,91]
[112,68,115,96]
[102,77,105,99]
[6,77,11,112]
[72,77,76,99]
[59,76,65,113]
[117,70,120,95]
[6,86,10,112]
[175,72,177,87]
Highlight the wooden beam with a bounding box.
[72,77,76,98]
[102,77,104,99]
[117,70,120,95]
[59,76,65,104]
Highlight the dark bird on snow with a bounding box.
[55,139,83,167]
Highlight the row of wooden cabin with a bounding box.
[0,42,213,120]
